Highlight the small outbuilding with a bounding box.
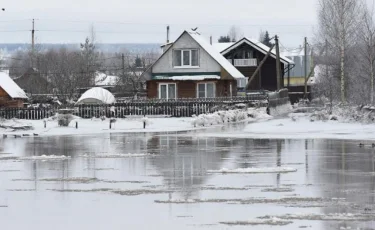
[76,87,116,105]
[0,71,28,108]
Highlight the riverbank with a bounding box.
[0,108,270,137]
[194,113,375,141]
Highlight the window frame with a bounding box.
[158,83,177,100]
[173,49,199,68]
[196,82,216,98]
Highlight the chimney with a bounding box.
[210,36,212,45]
[167,25,170,43]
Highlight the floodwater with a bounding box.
[1,131,375,230]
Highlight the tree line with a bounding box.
[5,28,159,101]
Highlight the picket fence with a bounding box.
[0,93,289,120]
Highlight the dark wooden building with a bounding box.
[14,68,53,95]
[218,38,295,92]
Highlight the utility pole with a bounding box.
[275,35,281,90]
[122,53,125,80]
[32,19,35,52]
[166,25,170,43]
[304,37,308,99]
[30,19,35,68]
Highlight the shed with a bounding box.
[0,71,28,108]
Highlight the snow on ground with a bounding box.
[196,113,375,141]
[0,117,195,137]
[207,167,297,174]
[0,108,269,137]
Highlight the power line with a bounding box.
[35,18,314,27]
[0,19,31,23]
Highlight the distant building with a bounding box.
[0,71,28,108]
[282,49,314,102]
[14,68,53,95]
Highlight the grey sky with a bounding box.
[2,0,319,47]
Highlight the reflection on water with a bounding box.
[1,134,375,229]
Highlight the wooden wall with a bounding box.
[147,80,237,99]
[0,86,25,108]
[224,43,286,91]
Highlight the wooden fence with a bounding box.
[0,93,292,120]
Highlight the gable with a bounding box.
[152,32,221,75]
[221,38,294,65]
[0,86,10,98]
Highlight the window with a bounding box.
[237,78,248,88]
[159,83,176,100]
[244,50,254,59]
[197,83,215,98]
[173,49,199,67]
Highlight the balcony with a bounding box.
[228,58,257,67]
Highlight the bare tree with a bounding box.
[317,0,363,103]
[228,26,243,42]
[358,2,375,104]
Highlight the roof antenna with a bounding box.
[191,27,198,32]
[166,25,170,43]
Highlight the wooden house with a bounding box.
[213,38,295,93]
[144,31,245,99]
[0,71,28,108]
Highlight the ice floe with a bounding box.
[207,167,297,174]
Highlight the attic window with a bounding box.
[173,49,199,67]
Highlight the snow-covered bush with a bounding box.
[191,108,269,127]
[309,104,375,124]
[310,110,329,122]
[58,114,75,127]
[268,103,293,117]
[141,116,151,126]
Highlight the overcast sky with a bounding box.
[2,0,320,47]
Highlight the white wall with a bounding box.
[152,33,221,74]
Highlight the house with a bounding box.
[144,31,245,99]
[213,38,295,93]
[14,68,53,95]
[0,71,28,108]
[282,49,314,102]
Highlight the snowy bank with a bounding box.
[0,108,270,137]
[195,113,375,141]
[191,108,271,127]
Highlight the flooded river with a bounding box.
[1,132,375,229]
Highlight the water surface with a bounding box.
[0,133,375,230]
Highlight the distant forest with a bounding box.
[0,43,161,54]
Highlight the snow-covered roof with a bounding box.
[95,72,119,86]
[154,75,221,81]
[221,37,295,65]
[76,87,116,105]
[212,42,235,53]
[188,31,245,79]
[0,71,28,99]
[160,42,173,48]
